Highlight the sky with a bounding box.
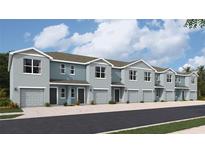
[0,19,205,71]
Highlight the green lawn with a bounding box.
[111,117,205,134]
[0,107,23,113]
[0,114,23,119]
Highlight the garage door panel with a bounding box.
[94,90,108,104]
[21,89,44,107]
[143,91,153,102]
[166,91,174,101]
[128,91,138,103]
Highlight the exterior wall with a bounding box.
[121,61,155,102]
[10,53,50,106]
[50,61,86,81]
[112,68,121,83]
[86,60,112,103]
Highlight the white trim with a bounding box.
[60,87,66,99]
[23,58,42,75]
[77,87,85,104]
[50,82,90,86]
[121,59,157,71]
[95,66,106,79]
[190,90,197,92]
[157,68,177,74]
[19,53,45,57]
[127,89,139,91]
[18,86,46,89]
[52,59,86,65]
[111,84,125,87]
[166,89,174,92]
[129,66,152,71]
[93,88,109,90]
[142,89,154,91]
[50,87,59,105]
[10,47,53,59]
[86,58,114,66]
[113,88,120,102]
[175,87,190,90]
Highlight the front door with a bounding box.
[182,91,185,100]
[50,88,57,104]
[78,88,85,104]
[114,89,120,102]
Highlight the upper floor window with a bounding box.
[167,74,172,82]
[144,72,151,81]
[95,66,105,78]
[70,65,75,75]
[71,88,75,98]
[23,58,41,74]
[60,64,65,74]
[175,76,181,83]
[60,88,66,99]
[129,70,137,80]
[191,76,195,84]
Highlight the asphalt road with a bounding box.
[1,104,205,134]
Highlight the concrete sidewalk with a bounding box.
[15,101,205,119]
[172,125,205,134]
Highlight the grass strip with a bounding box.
[0,108,23,113]
[112,117,205,134]
[0,114,23,119]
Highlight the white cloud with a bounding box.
[33,23,70,51]
[178,47,205,71]
[24,32,31,41]
[70,19,191,65]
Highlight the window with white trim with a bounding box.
[23,58,41,74]
[60,88,66,98]
[71,88,75,98]
[144,72,151,81]
[175,76,181,83]
[129,70,137,80]
[191,76,195,84]
[167,74,172,82]
[70,65,75,75]
[95,66,105,78]
[60,64,65,74]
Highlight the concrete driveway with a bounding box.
[18,101,205,119]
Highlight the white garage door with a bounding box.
[190,91,197,100]
[143,91,153,102]
[166,91,174,101]
[128,90,138,103]
[94,90,108,104]
[20,88,44,107]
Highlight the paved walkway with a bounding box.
[16,101,205,119]
[172,125,205,134]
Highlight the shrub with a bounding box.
[140,101,144,103]
[45,103,50,107]
[76,101,80,106]
[190,99,193,101]
[109,100,116,104]
[0,98,11,107]
[161,100,164,102]
[91,100,96,105]
[9,102,19,109]
[154,100,157,102]
[0,89,7,98]
[126,100,130,104]
[63,102,68,106]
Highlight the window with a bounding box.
[191,76,195,84]
[95,66,106,78]
[70,65,75,75]
[129,70,137,80]
[60,64,65,74]
[61,88,66,98]
[175,76,181,83]
[144,72,151,81]
[71,88,75,98]
[167,74,172,82]
[23,58,41,74]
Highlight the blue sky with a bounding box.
[0,19,205,71]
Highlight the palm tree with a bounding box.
[182,66,192,73]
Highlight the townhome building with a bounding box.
[8,48,198,107]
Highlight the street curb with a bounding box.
[99,115,205,134]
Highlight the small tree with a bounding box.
[185,19,205,29]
